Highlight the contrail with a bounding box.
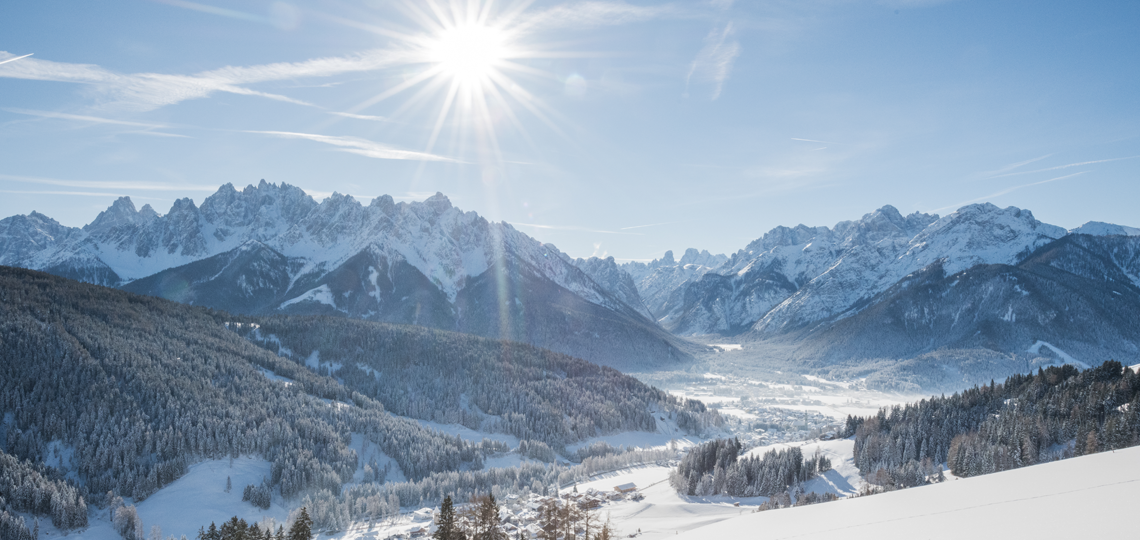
[0,53,33,66]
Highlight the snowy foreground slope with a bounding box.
[675,445,1140,540]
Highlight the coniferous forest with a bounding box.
[847,361,1140,488]
[669,438,831,497]
[0,266,716,532]
[233,315,718,448]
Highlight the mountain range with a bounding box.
[3,182,1138,388]
[617,203,1140,389]
[0,181,693,370]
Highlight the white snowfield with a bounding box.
[75,457,290,540]
[674,445,1140,540]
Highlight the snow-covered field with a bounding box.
[44,436,1140,540]
[61,457,290,540]
[674,445,1140,540]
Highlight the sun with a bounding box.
[426,23,511,85]
[340,0,574,166]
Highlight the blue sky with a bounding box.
[1,0,1137,261]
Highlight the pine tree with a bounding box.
[287,508,312,540]
[433,495,459,540]
[474,494,506,540]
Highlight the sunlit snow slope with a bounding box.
[675,445,1140,540]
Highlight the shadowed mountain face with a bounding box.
[1,181,694,369]
[746,234,1140,391]
[643,204,1070,336]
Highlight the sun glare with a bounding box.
[341,0,575,169]
[428,24,510,84]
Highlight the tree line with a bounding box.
[669,438,831,497]
[847,361,1140,489]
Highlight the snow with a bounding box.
[568,464,764,538]
[76,457,290,540]
[801,374,852,389]
[673,444,1140,540]
[709,344,742,351]
[1026,340,1091,369]
[304,350,321,369]
[280,284,337,309]
[413,419,521,448]
[1069,221,1140,237]
[1001,304,1015,322]
[649,203,1069,335]
[347,433,407,484]
[258,367,295,386]
[743,438,864,498]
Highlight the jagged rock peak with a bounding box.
[678,248,725,267]
[925,203,1065,239]
[423,192,453,213]
[369,194,396,213]
[84,196,139,232]
[661,250,675,265]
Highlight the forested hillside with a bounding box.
[234,316,717,448]
[0,448,87,539]
[846,361,1140,488]
[0,266,485,502]
[0,266,715,533]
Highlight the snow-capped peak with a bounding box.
[1069,221,1140,237]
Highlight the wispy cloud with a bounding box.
[979,153,1053,177]
[620,221,678,230]
[122,130,191,138]
[989,155,1140,179]
[4,107,172,129]
[146,0,267,24]
[329,112,390,122]
[0,189,170,201]
[145,0,302,30]
[517,1,686,33]
[0,48,407,111]
[933,171,1088,212]
[685,22,741,100]
[0,53,32,66]
[511,222,643,235]
[247,130,460,162]
[792,137,841,145]
[0,173,218,192]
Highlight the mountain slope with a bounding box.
[773,234,1140,391]
[673,445,1140,540]
[0,182,694,369]
[0,265,712,510]
[619,248,728,321]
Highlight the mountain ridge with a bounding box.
[0,181,695,369]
